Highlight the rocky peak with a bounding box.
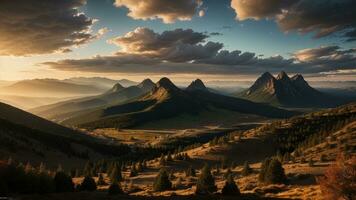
[138,79,155,91]
[109,83,124,93]
[156,77,179,91]
[276,71,290,81]
[186,79,208,91]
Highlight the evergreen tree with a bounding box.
[185,166,196,177]
[224,168,232,179]
[108,181,123,195]
[159,154,166,166]
[110,164,122,182]
[221,174,240,195]
[259,158,271,182]
[79,176,97,191]
[242,161,252,176]
[166,152,173,162]
[195,165,217,195]
[263,159,287,184]
[97,173,106,185]
[153,168,172,192]
[129,164,138,177]
[54,171,74,192]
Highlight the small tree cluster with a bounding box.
[259,158,286,184]
[153,169,172,192]
[195,165,217,195]
[221,174,240,195]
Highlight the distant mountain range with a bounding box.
[0,79,104,97]
[59,77,296,129]
[237,71,343,108]
[31,79,156,122]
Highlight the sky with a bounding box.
[0,0,355,82]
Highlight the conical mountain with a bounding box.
[186,79,208,92]
[238,71,341,108]
[107,82,125,93]
[137,79,155,91]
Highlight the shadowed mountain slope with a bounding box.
[31,79,156,122]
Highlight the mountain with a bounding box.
[62,78,297,129]
[238,71,341,108]
[31,79,156,122]
[64,77,138,88]
[0,95,68,110]
[0,79,104,97]
[0,102,133,167]
[186,79,208,92]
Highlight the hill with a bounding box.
[237,71,341,108]
[62,78,297,129]
[0,102,137,168]
[0,79,104,97]
[31,79,155,122]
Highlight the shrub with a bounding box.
[318,155,355,200]
[221,174,240,195]
[153,168,172,192]
[195,165,217,195]
[97,173,106,185]
[79,176,97,191]
[108,181,123,195]
[54,171,74,193]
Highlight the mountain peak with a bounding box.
[186,79,208,91]
[156,77,178,90]
[276,71,290,81]
[109,83,124,93]
[291,74,304,82]
[138,78,155,90]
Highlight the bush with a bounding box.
[153,168,172,192]
[108,181,123,195]
[221,174,240,195]
[259,158,286,184]
[242,161,252,176]
[79,176,97,191]
[318,155,355,200]
[97,173,106,185]
[54,171,74,193]
[195,165,217,195]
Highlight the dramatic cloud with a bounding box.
[0,0,101,56]
[114,0,203,23]
[231,0,356,41]
[43,27,356,76]
[110,27,209,54]
[293,46,356,73]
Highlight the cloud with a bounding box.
[113,0,203,23]
[42,27,356,76]
[109,27,217,62]
[0,0,99,56]
[231,0,356,41]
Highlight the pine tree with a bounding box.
[159,154,166,166]
[79,176,97,191]
[166,152,173,162]
[263,158,287,184]
[153,168,172,192]
[129,164,138,177]
[242,161,252,176]
[224,168,232,179]
[108,181,123,195]
[195,165,217,195]
[110,164,122,182]
[185,166,196,177]
[221,174,240,195]
[97,173,106,185]
[54,171,74,192]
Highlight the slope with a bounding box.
[62,78,297,129]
